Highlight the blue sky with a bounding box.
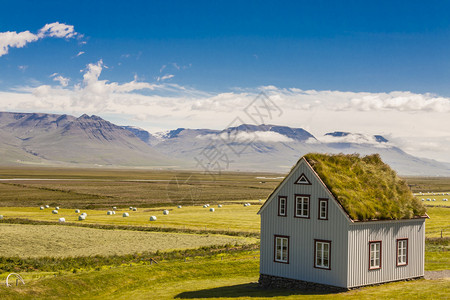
[0,1,449,162]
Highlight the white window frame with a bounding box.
[274,235,289,263]
[397,239,408,266]
[314,240,331,270]
[295,195,309,218]
[318,198,328,220]
[278,196,287,217]
[369,241,382,270]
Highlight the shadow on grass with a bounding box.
[175,282,338,298]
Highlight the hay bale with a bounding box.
[0,215,3,220]
[129,207,133,210]
[45,205,49,208]
[52,210,58,214]
[59,217,66,223]
[81,212,87,217]
[218,204,222,208]
[206,204,210,207]
[40,206,44,210]
[177,205,182,208]
[55,207,60,210]
[112,206,117,210]
[107,211,113,215]
[132,207,137,211]
[78,215,86,221]
[203,205,207,208]
[75,209,80,213]
[112,211,116,214]
[123,212,129,217]
[163,210,169,215]
[259,199,262,202]
[150,216,157,221]
[209,208,215,212]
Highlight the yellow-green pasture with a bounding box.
[425,206,450,238]
[0,203,262,232]
[415,192,450,207]
[0,224,256,258]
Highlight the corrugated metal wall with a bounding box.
[260,160,350,288]
[347,219,425,288]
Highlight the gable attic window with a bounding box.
[294,173,311,185]
[278,196,287,217]
[397,239,408,266]
[314,239,331,270]
[274,235,289,263]
[318,198,328,220]
[295,194,310,218]
[369,241,382,270]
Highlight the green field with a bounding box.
[0,168,448,299]
[0,224,256,258]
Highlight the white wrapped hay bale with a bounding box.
[81,212,87,217]
[52,210,58,214]
[55,207,60,210]
[132,207,137,211]
[78,215,86,221]
[75,209,80,213]
[0,215,3,220]
[150,216,157,221]
[203,205,207,208]
[218,204,222,208]
[177,205,182,208]
[112,206,117,210]
[107,211,113,215]
[45,205,49,208]
[123,212,129,217]
[112,211,116,214]
[206,204,210,207]
[163,210,169,215]
[209,208,215,212]
[129,206,133,210]
[40,206,44,210]
[59,217,66,223]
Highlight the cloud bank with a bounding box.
[0,22,78,57]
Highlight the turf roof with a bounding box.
[304,153,426,221]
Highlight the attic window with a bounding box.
[278,196,287,217]
[294,173,311,185]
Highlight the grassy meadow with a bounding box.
[0,168,449,299]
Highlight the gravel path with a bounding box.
[424,270,450,279]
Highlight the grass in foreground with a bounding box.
[0,250,448,300]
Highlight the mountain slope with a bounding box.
[0,112,179,167]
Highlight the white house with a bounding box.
[258,153,427,290]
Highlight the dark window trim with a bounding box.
[318,198,328,220]
[294,194,310,219]
[396,238,408,267]
[314,239,331,270]
[274,235,290,264]
[278,196,287,217]
[369,240,382,270]
[294,173,311,185]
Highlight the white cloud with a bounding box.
[198,131,294,143]
[18,65,28,71]
[312,133,392,148]
[76,51,85,57]
[157,74,175,82]
[50,73,70,87]
[0,22,78,57]
[37,22,77,38]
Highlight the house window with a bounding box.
[295,195,310,218]
[278,196,287,217]
[294,173,311,185]
[318,198,328,220]
[397,239,408,266]
[369,241,382,270]
[314,240,331,269]
[274,235,289,263]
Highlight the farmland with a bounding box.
[0,168,449,299]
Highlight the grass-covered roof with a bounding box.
[304,153,426,221]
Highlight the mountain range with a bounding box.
[0,111,449,176]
